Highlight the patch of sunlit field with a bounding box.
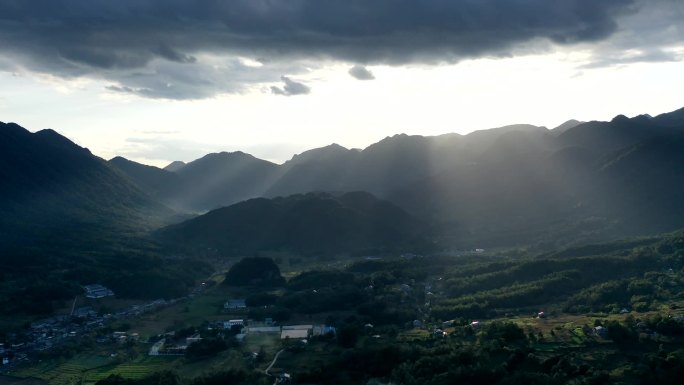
[397,328,431,342]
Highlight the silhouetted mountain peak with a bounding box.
[286,143,352,166]
[611,114,630,123]
[469,124,546,137]
[35,128,89,152]
[164,160,187,172]
[190,150,266,164]
[1,121,31,134]
[299,142,349,154]
[367,133,428,151]
[385,133,420,141]
[551,119,582,135]
[110,156,128,163]
[178,151,277,178]
[209,151,249,159]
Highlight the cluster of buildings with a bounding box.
[1,295,174,370]
[221,298,336,341]
[218,319,335,341]
[148,316,337,357]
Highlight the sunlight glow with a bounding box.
[1,49,683,167]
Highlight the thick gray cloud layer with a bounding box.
[0,0,679,99]
[349,65,375,81]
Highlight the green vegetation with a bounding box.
[14,354,176,385]
[0,248,212,325]
[6,229,684,384]
[94,369,270,385]
[156,191,433,256]
[223,257,285,287]
[84,357,171,384]
[0,123,212,327]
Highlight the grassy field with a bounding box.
[173,350,245,379]
[511,299,684,337]
[263,340,341,376]
[127,286,248,339]
[397,328,430,342]
[243,333,282,357]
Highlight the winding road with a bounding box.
[265,349,285,376]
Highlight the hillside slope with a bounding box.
[157,191,433,256]
[0,122,208,317]
[0,122,171,251]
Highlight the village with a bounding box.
[0,275,344,382]
[0,256,449,383]
[0,284,184,373]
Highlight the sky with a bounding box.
[0,0,683,167]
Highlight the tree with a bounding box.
[223,257,285,287]
[185,338,228,359]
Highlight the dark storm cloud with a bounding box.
[349,65,375,81]
[0,0,635,65]
[1,0,674,99]
[271,76,310,96]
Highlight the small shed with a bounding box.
[224,299,247,309]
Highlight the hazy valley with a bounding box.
[1,106,684,384]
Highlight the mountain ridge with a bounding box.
[12,105,678,249]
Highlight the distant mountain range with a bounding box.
[110,106,684,248]
[110,151,280,212]
[2,106,683,256]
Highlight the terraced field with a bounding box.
[14,355,110,385]
[14,354,177,385]
[82,357,172,384]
